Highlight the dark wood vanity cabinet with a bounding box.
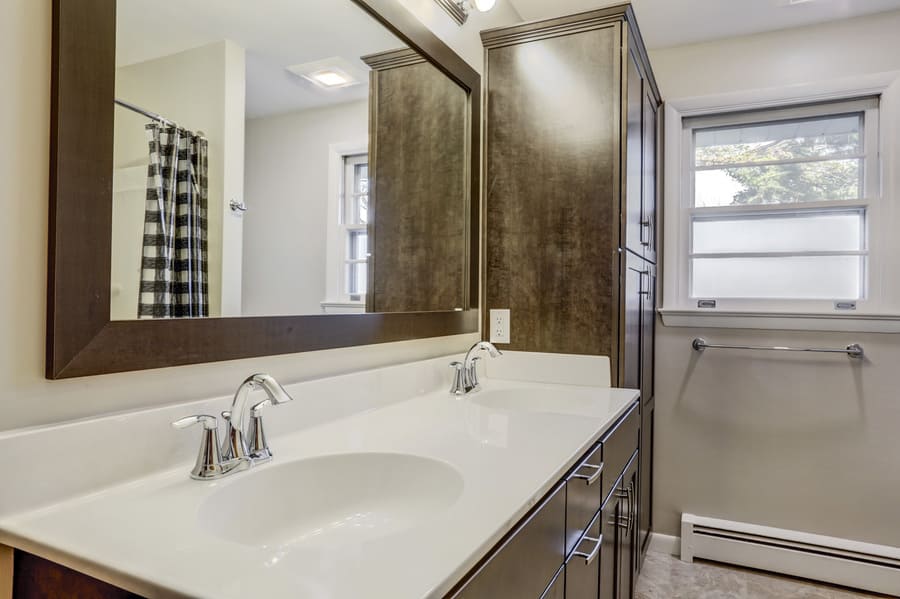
[450,401,640,599]
[8,551,144,599]
[481,5,661,569]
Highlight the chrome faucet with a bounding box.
[450,341,502,395]
[172,373,294,480]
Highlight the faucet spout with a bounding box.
[222,373,294,460]
[457,341,503,394]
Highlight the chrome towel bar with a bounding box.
[691,337,864,359]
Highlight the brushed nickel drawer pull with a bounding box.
[573,462,604,486]
[573,535,603,566]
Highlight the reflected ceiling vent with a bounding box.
[286,57,365,90]
[435,0,496,26]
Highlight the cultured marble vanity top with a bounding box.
[0,352,638,598]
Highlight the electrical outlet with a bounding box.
[490,309,510,344]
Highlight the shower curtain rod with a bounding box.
[114,98,178,128]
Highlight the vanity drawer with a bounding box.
[452,482,566,599]
[600,403,639,503]
[565,509,603,598]
[565,443,604,555]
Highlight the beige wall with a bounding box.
[0,0,490,433]
[650,10,900,547]
[242,101,368,316]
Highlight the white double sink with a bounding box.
[0,354,638,598]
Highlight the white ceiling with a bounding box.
[116,0,407,118]
[508,0,900,48]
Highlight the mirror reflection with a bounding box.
[111,0,470,320]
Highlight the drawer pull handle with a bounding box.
[573,534,603,566]
[573,462,604,486]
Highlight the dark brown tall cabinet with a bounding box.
[481,3,661,589]
[362,48,470,314]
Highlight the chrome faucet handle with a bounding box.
[220,409,249,462]
[467,356,483,391]
[172,415,249,480]
[247,399,274,462]
[449,361,466,396]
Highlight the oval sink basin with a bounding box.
[197,453,463,549]
[473,388,606,416]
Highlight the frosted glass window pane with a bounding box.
[695,114,861,166]
[693,212,862,254]
[694,159,861,207]
[692,256,861,299]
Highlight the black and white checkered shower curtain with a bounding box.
[137,123,209,319]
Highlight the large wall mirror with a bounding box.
[48,0,480,378]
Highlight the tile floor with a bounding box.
[635,551,894,599]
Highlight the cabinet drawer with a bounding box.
[565,443,604,555]
[600,403,639,502]
[565,509,603,598]
[453,482,566,598]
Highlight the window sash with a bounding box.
[679,97,880,310]
[339,154,369,299]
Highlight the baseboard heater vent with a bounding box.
[681,513,900,596]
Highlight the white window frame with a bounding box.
[662,95,891,326]
[679,98,880,314]
[340,153,369,300]
[323,140,368,312]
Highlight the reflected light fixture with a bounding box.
[309,69,353,88]
[435,0,496,26]
[286,59,363,90]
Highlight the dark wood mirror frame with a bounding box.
[47,0,481,379]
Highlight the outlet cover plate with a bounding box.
[490,309,510,344]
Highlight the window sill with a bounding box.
[320,301,366,315]
[659,309,900,333]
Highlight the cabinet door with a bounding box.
[639,263,656,404]
[623,48,644,258]
[621,252,643,390]
[641,89,658,263]
[617,453,640,599]
[638,397,654,556]
[598,494,621,599]
[542,566,566,599]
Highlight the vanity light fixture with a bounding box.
[435,0,495,26]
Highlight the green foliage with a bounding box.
[696,134,860,205]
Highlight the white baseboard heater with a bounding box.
[681,514,900,596]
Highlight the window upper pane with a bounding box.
[694,159,862,207]
[692,211,863,254]
[693,112,866,207]
[694,114,862,167]
[342,155,369,225]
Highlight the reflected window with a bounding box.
[341,153,369,300]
